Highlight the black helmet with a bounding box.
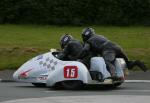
[60,34,73,49]
[82,27,95,42]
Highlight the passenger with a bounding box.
[81,27,148,78]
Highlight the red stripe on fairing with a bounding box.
[20,69,32,77]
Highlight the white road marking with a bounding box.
[44,90,58,93]
[0,79,150,83]
[119,90,150,92]
[1,95,150,103]
[125,80,150,83]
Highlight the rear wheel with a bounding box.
[114,83,122,87]
[32,83,46,87]
[60,80,83,90]
[102,83,122,89]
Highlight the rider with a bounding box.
[81,27,148,77]
[58,34,83,61]
[58,34,112,82]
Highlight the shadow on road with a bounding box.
[48,84,125,91]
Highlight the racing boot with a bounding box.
[90,71,103,81]
[90,70,113,84]
[128,60,148,72]
[134,60,148,72]
[103,65,115,84]
[103,77,113,84]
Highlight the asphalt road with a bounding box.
[0,82,150,103]
[0,71,150,103]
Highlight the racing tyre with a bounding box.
[32,83,46,87]
[113,83,122,87]
[61,80,83,90]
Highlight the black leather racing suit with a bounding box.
[58,40,83,61]
[83,34,130,76]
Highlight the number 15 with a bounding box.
[64,66,78,78]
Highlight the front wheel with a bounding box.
[60,80,83,90]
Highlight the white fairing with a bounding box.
[115,58,127,78]
[46,61,91,86]
[90,57,127,79]
[13,52,92,85]
[13,51,127,86]
[13,52,53,83]
[90,57,111,79]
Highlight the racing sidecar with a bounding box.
[13,51,128,89]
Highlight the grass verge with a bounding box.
[0,24,149,70]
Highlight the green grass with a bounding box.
[0,24,149,70]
